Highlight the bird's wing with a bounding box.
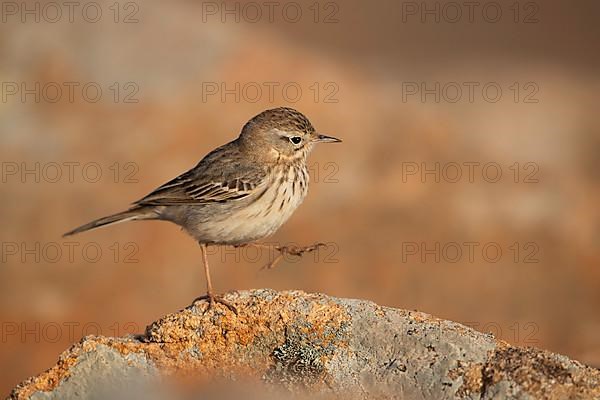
[134,141,268,206]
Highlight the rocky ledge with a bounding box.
[8,290,600,399]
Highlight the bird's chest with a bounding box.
[267,165,308,219]
[234,164,309,238]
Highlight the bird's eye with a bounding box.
[290,136,302,145]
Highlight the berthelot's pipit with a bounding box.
[64,107,341,311]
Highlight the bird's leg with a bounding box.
[193,243,237,314]
[201,243,215,296]
[238,242,328,270]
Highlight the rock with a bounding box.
[8,290,600,399]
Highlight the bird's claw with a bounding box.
[193,293,238,315]
[260,242,328,270]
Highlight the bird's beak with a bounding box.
[315,134,342,143]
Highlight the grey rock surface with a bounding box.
[8,290,600,399]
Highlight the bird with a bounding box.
[64,107,341,312]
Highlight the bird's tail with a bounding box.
[63,206,157,237]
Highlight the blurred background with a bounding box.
[0,0,599,394]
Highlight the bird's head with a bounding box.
[239,107,341,161]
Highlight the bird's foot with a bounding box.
[238,242,328,270]
[193,292,238,315]
[264,242,328,270]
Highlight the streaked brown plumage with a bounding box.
[64,107,341,311]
